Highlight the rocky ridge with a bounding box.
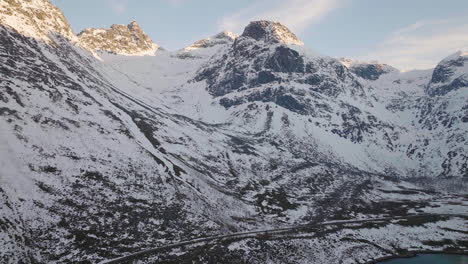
[0,0,76,42]
[78,21,160,56]
[241,20,304,46]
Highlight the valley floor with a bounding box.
[100,195,468,264]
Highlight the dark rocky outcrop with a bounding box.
[427,52,468,96]
[265,46,305,73]
[349,63,396,80]
[195,21,363,115]
[241,20,304,45]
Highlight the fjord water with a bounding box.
[380,254,468,264]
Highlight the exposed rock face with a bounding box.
[427,51,468,96]
[241,20,304,46]
[0,0,76,42]
[339,58,398,80]
[408,51,468,177]
[78,21,160,56]
[195,21,363,115]
[349,63,397,80]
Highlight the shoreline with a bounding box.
[366,249,468,263]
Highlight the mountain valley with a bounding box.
[0,1,466,263]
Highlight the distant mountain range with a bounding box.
[0,0,466,263]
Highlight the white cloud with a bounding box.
[106,0,128,15]
[365,18,468,71]
[219,0,344,34]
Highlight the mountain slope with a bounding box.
[0,2,228,261]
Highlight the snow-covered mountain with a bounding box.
[78,21,160,56]
[241,20,304,46]
[0,0,76,42]
[0,1,467,263]
[428,50,468,96]
[184,31,238,51]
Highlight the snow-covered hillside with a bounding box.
[106,20,467,179]
[0,1,466,263]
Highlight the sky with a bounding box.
[52,0,468,70]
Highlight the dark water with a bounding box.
[379,254,468,264]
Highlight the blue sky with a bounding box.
[52,0,468,70]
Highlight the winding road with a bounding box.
[99,213,466,264]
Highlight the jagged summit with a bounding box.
[240,20,304,46]
[184,31,238,51]
[195,21,361,103]
[78,21,160,56]
[127,20,141,31]
[0,0,76,42]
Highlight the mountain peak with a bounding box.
[126,21,144,32]
[240,20,304,46]
[0,0,76,42]
[213,30,239,41]
[184,31,238,51]
[78,21,160,56]
[129,20,140,27]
